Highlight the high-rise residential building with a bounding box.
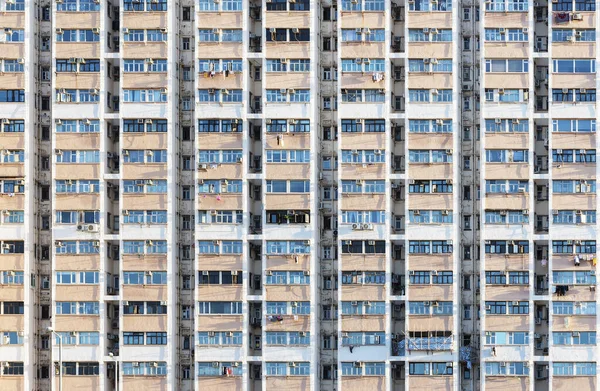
[0,0,598,389]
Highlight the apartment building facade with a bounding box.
[0,0,598,389]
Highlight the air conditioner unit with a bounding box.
[55,28,64,34]
[86,224,99,232]
[573,13,583,20]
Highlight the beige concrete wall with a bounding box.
[340,12,385,28]
[553,74,595,89]
[199,255,244,270]
[197,12,243,28]
[196,285,243,301]
[407,12,451,28]
[55,73,100,89]
[553,255,594,270]
[0,164,24,177]
[196,315,243,331]
[0,378,24,390]
[341,255,385,271]
[55,133,100,150]
[409,163,452,179]
[197,164,243,180]
[55,255,100,271]
[341,194,385,210]
[409,254,453,270]
[408,377,452,389]
[409,42,452,58]
[552,42,595,58]
[197,42,243,57]
[122,163,167,180]
[484,12,527,27]
[553,194,596,210]
[265,163,310,180]
[341,133,386,149]
[341,315,385,331]
[266,73,311,89]
[198,133,243,149]
[0,43,24,58]
[0,74,24,89]
[340,42,385,58]
[264,315,310,331]
[265,133,310,149]
[486,133,529,149]
[55,285,100,301]
[266,255,310,271]
[486,377,530,391]
[55,315,99,331]
[341,285,385,301]
[122,315,168,332]
[122,255,167,271]
[552,315,596,331]
[341,163,386,179]
[485,73,528,89]
[342,377,385,391]
[485,42,528,58]
[266,42,310,59]
[198,72,243,89]
[485,314,529,331]
[0,286,23,301]
[122,133,168,150]
[341,73,386,89]
[55,42,100,58]
[197,194,243,210]
[264,285,310,301]
[122,376,167,391]
[56,376,100,391]
[122,194,167,210]
[409,73,452,89]
[485,163,529,180]
[122,73,167,89]
[56,12,100,28]
[552,285,595,301]
[485,194,528,210]
[55,164,100,180]
[408,315,453,331]
[122,285,167,301]
[0,13,26,28]
[0,194,24,211]
[0,315,23,331]
[123,42,168,58]
[122,12,167,28]
[409,194,452,210]
[0,134,25,149]
[485,254,528,270]
[553,377,596,391]
[264,377,311,391]
[553,133,595,149]
[265,194,310,210]
[552,164,595,179]
[485,285,529,301]
[408,133,453,150]
[407,285,453,301]
[196,377,242,391]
